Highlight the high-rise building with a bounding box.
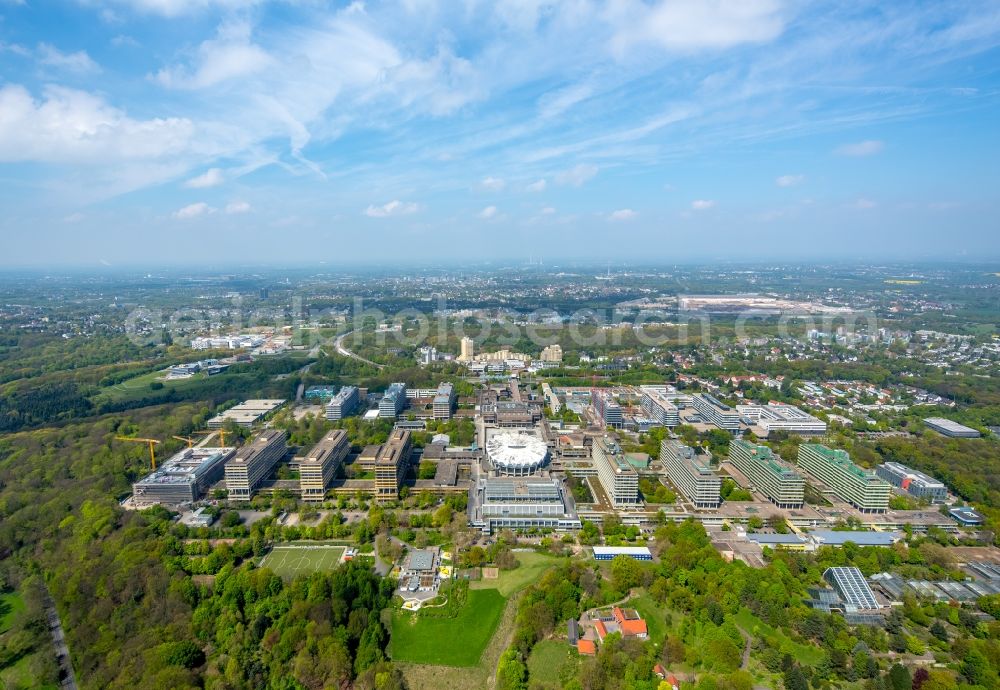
[299,430,350,502]
[325,385,360,420]
[540,344,563,362]
[592,389,624,428]
[459,337,474,362]
[797,443,890,514]
[379,382,407,418]
[692,394,741,432]
[661,440,720,508]
[374,428,412,502]
[224,429,287,500]
[640,387,680,426]
[432,382,455,420]
[593,437,640,508]
[875,462,947,503]
[728,439,803,508]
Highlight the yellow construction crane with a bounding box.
[116,437,161,470]
[194,429,230,447]
[172,435,196,448]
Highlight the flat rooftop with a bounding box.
[135,447,235,485]
[924,417,980,436]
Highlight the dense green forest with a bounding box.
[498,521,1000,690]
[0,404,403,689]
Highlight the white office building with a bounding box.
[640,387,680,427]
[379,382,407,418]
[299,430,350,502]
[876,462,948,503]
[729,439,804,509]
[432,382,455,420]
[692,394,740,432]
[593,437,640,508]
[661,440,720,508]
[325,386,360,421]
[736,403,827,435]
[224,429,287,500]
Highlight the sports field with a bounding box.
[260,544,345,579]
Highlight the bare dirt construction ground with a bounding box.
[950,546,1000,563]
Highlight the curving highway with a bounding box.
[333,330,385,369]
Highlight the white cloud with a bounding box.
[480,176,506,191]
[691,199,715,210]
[775,174,804,187]
[609,0,785,55]
[225,200,251,214]
[478,205,498,219]
[0,41,30,57]
[555,163,598,187]
[538,83,593,119]
[37,43,100,73]
[173,201,213,219]
[609,208,637,221]
[526,179,547,192]
[364,200,419,217]
[184,167,224,188]
[374,44,484,117]
[836,140,885,157]
[98,0,258,17]
[854,197,877,209]
[62,212,85,223]
[0,84,196,164]
[541,206,556,214]
[111,35,140,48]
[156,21,272,89]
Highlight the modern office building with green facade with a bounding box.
[798,443,891,514]
[728,439,804,509]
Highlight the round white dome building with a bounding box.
[486,432,548,476]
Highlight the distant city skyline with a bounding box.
[1,1,998,266]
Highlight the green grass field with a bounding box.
[470,551,563,597]
[260,545,345,579]
[526,639,579,688]
[0,591,25,634]
[91,369,208,405]
[630,592,671,643]
[390,588,506,667]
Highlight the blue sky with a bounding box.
[0,0,998,267]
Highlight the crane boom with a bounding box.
[115,436,161,470]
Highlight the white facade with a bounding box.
[661,440,720,508]
[737,403,827,435]
[640,387,680,426]
[593,437,640,508]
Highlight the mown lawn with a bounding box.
[527,639,579,688]
[630,592,671,643]
[471,551,564,597]
[390,588,506,666]
[90,369,207,405]
[0,591,24,633]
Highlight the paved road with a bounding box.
[334,330,385,369]
[42,589,78,690]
